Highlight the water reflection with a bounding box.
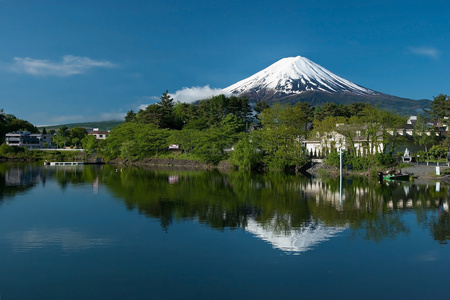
[6,228,115,253]
[1,163,450,248]
[246,218,345,253]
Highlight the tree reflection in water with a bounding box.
[1,163,449,248]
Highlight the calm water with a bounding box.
[0,163,449,299]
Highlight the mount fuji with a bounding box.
[223,56,430,115]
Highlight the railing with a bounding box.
[414,161,450,167]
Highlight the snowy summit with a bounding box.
[224,56,377,96]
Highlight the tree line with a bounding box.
[2,92,449,171]
[99,91,424,171]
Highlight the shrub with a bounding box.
[429,145,447,159]
[0,144,25,156]
[374,153,395,166]
[416,150,428,162]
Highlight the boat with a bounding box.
[383,173,412,181]
[378,169,413,181]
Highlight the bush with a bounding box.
[374,153,395,166]
[415,150,428,162]
[325,151,394,171]
[0,143,25,156]
[429,145,447,159]
[324,151,343,168]
[349,157,370,171]
[0,143,14,156]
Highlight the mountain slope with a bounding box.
[224,56,430,115]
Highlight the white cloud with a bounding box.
[10,55,116,76]
[136,86,227,112]
[409,46,440,59]
[170,85,227,103]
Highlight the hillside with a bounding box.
[37,120,124,131]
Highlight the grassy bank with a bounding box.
[0,144,88,162]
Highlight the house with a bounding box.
[305,123,383,158]
[88,128,110,140]
[5,131,53,149]
[305,116,441,158]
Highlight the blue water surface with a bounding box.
[0,164,449,299]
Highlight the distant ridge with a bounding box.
[224,56,430,115]
[37,120,123,131]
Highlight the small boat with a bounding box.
[379,168,413,181]
[383,173,412,181]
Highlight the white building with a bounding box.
[305,124,382,157]
[305,116,443,158]
[88,128,110,140]
[5,131,53,149]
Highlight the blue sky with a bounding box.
[0,0,448,126]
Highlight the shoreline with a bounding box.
[308,162,450,183]
[401,164,450,183]
[2,157,449,182]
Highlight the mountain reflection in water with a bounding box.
[246,218,346,253]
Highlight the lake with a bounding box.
[0,163,449,299]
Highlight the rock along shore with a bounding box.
[109,158,235,171]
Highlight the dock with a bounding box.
[44,161,85,166]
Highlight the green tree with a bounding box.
[254,100,270,120]
[124,110,136,122]
[196,94,251,129]
[70,127,88,147]
[134,91,177,129]
[158,90,175,128]
[53,125,71,148]
[0,109,5,143]
[425,94,450,136]
[72,138,80,149]
[358,105,406,156]
[413,114,435,152]
[258,103,308,170]
[81,135,98,154]
[136,104,164,127]
[103,122,170,160]
[170,128,198,154]
[221,114,245,133]
[159,90,175,110]
[314,102,339,121]
[172,102,198,129]
[229,132,263,170]
[429,145,447,159]
[188,126,235,164]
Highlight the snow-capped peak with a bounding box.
[224,56,377,96]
